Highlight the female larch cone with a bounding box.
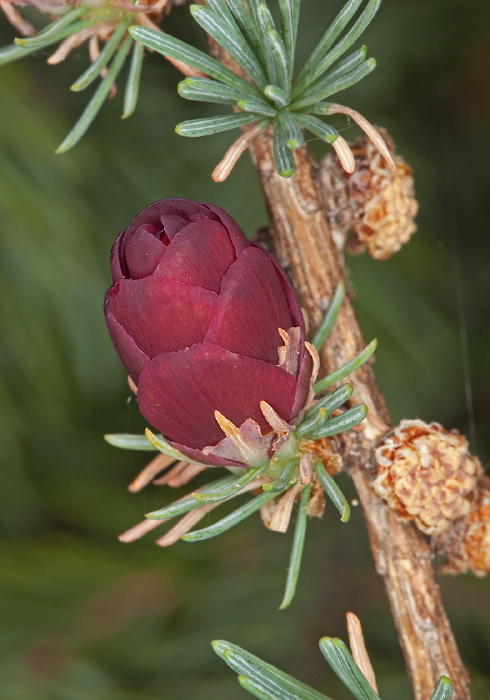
[105,198,312,468]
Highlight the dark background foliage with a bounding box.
[1,1,489,697]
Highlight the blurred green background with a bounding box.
[1,0,489,698]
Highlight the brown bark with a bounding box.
[246,134,471,700]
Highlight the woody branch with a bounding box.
[205,36,472,700]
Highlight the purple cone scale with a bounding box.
[105,198,312,467]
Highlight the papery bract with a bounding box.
[105,198,311,467]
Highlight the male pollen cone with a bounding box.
[105,198,311,467]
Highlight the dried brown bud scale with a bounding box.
[307,477,326,519]
[438,476,490,577]
[318,129,418,260]
[300,437,342,476]
[373,419,482,536]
